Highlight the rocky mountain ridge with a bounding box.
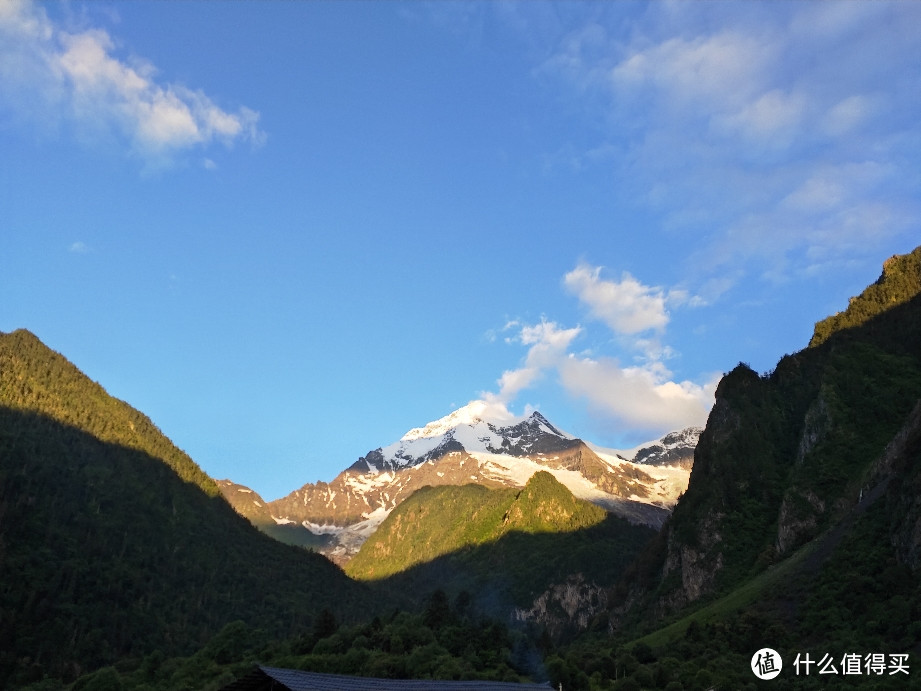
[625,246,921,622]
[221,405,700,563]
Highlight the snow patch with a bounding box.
[304,507,393,557]
[587,442,641,462]
[469,451,690,509]
[400,400,525,440]
[301,521,344,535]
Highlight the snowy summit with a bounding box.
[221,402,700,564]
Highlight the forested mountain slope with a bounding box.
[0,330,377,688]
[545,248,921,689]
[347,471,609,581]
[647,246,921,614]
[348,472,657,639]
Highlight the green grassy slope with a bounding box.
[603,485,921,691]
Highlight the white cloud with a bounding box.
[0,0,263,162]
[482,316,715,436]
[489,367,541,404]
[556,263,714,432]
[558,355,717,433]
[562,263,705,358]
[518,320,582,359]
[69,240,89,254]
[563,263,670,335]
[481,267,715,437]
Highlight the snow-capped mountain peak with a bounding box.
[632,426,703,467]
[230,404,700,564]
[369,404,577,471]
[400,399,524,441]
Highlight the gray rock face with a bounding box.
[661,510,725,610]
[874,400,921,570]
[513,574,609,637]
[775,487,825,556]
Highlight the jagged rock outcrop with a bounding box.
[775,487,825,556]
[659,510,725,611]
[513,574,609,637]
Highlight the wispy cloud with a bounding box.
[613,4,919,273]
[482,319,581,408]
[0,0,263,164]
[530,2,921,284]
[610,30,776,113]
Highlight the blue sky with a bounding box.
[2,0,919,500]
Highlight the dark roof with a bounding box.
[219,666,553,691]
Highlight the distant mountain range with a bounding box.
[219,403,700,562]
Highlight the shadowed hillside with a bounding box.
[0,330,378,688]
[646,248,921,616]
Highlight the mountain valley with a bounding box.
[1,245,920,690]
